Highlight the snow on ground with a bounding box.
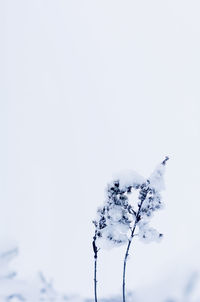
[0,243,199,302]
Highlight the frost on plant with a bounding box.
[93,157,169,249]
[93,181,134,249]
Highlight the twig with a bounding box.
[93,235,98,302]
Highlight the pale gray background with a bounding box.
[0,0,200,299]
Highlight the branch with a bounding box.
[162,156,169,166]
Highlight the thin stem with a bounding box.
[93,236,98,302]
[94,256,97,302]
[122,184,149,302]
[123,222,137,302]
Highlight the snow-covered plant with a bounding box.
[0,244,18,281]
[0,244,68,302]
[92,157,169,302]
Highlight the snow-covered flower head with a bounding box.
[137,156,169,243]
[93,180,134,249]
[93,157,169,248]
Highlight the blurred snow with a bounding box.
[0,243,199,302]
[0,243,69,302]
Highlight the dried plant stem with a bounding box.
[123,222,137,302]
[122,186,149,302]
[93,236,98,302]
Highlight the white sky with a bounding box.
[0,0,200,299]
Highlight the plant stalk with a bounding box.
[122,184,149,302]
[122,220,138,302]
[93,236,98,302]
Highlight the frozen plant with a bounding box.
[0,243,68,302]
[92,157,169,302]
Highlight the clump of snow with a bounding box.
[97,228,128,250]
[138,221,163,243]
[149,156,169,191]
[113,170,145,191]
